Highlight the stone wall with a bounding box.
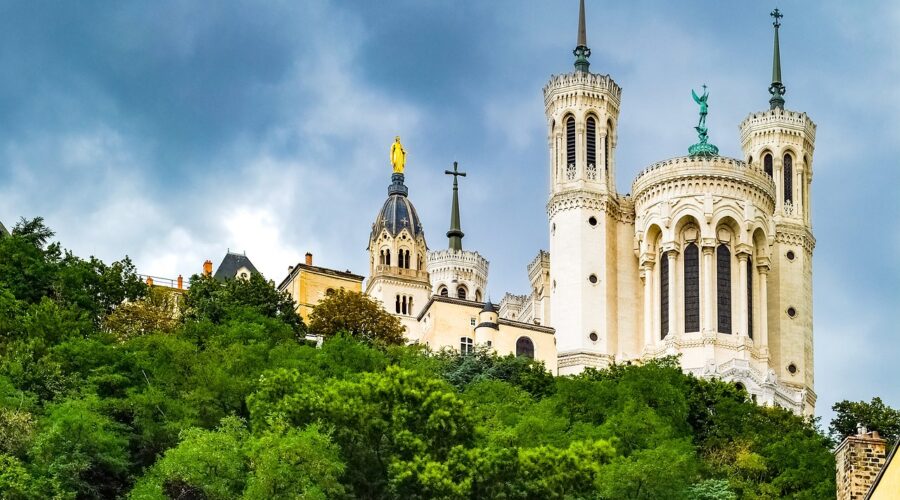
[835,430,887,500]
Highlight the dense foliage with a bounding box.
[830,397,900,447]
[0,219,839,498]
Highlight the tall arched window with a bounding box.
[566,116,576,168]
[379,250,385,265]
[747,256,753,339]
[783,153,793,204]
[398,250,405,269]
[717,244,732,334]
[763,153,773,178]
[385,249,391,267]
[660,250,669,339]
[457,286,467,300]
[605,120,612,173]
[475,290,482,302]
[401,296,407,315]
[516,337,535,359]
[405,250,411,269]
[395,295,400,314]
[439,286,448,297]
[586,116,597,170]
[683,243,700,332]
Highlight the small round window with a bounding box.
[589,332,598,342]
[787,363,798,375]
[787,307,797,318]
[786,250,795,261]
[588,216,598,226]
[588,274,598,284]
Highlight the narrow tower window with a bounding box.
[586,117,597,180]
[516,337,535,359]
[395,295,400,314]
[566,116,576,180]
[605,120,612,173]
[764,153,773,177]
[439,286,448,297]
[660,250,669,339]
[717,244,732,333]
[457,286,467,300]
[783,153,793,204]
[385,249,391,267]
[747,256,753,339]
[398,250,405,269]
[684,243,700,332]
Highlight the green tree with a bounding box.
[185,273,303,334]
[830,397,900,446]
[30,397,131,499]
[103,286,181,340]
[307,289,405,345]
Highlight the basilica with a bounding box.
[359,1,817,415]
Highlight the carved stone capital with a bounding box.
[660,241,680,256]
[735,243,753,258]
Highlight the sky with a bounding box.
[0,0,897,422]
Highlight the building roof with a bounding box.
[371,174,424,241]
[867,439,900,499]
[417,295,555,335]
[277,262,364,291]
[213,252,260,281]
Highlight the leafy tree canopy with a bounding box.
[307,289,405,345]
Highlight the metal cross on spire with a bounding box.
[445,162,467,251]
[769,8,786,110]
[573,0,591,73]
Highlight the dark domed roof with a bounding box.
[372,173,425,240]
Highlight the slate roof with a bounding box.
[372,193,424,240]
[213,252,260,281]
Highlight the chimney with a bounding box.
[305,252,313,266]
[835,428,888,500]
[177,275,183,290]
[203,260,213,276]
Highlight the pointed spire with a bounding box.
[445,162,467,251]
[768,8,786,110]
[573,0,591,72]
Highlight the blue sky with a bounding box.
[0,1,897,422]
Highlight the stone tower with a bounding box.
[739,9,817,410]
[366,170,432,339]
[426,162,489,302]
[546,0,627,374]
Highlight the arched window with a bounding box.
[717,244,732,333]
[763,153,773,178]
[660,250,669,339]
[439,286,448,297]
[566,116,576,167]
[385,249,391,267]
[398,250,405,269]
[401,296,407,315]
[747,256,753,339]
[475,290,482,302]
[460,337,474,355]
[783,153,793,204]
[605,120,612,172]
[406,250,411,269]
[457,286,467,300]
[408,297,413,314]
[379,250,385,265]
[683,243,700,332]
[516,337,535,359]
[395,295,400,314]
[586,116,597,169]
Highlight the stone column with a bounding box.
[736,250,750,337]
[667,250,677,338]
[701,242,715,332]
[774,157,783,214]
[599,133,608,188]
[641,261,654,348]
[796,166,804,218]
[757,262,769,348]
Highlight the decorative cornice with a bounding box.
[547,189,633,223]
[774,224,816,253]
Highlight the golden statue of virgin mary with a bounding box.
[390,136,406,174]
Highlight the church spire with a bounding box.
[445,162,466,251]
[573,0,591,73]
[768,8,786,110]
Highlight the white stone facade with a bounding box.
[497,67,817,414]
[426,248,489,302]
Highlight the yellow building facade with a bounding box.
[278,253,364,322]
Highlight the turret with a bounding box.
[738,10,817,413]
